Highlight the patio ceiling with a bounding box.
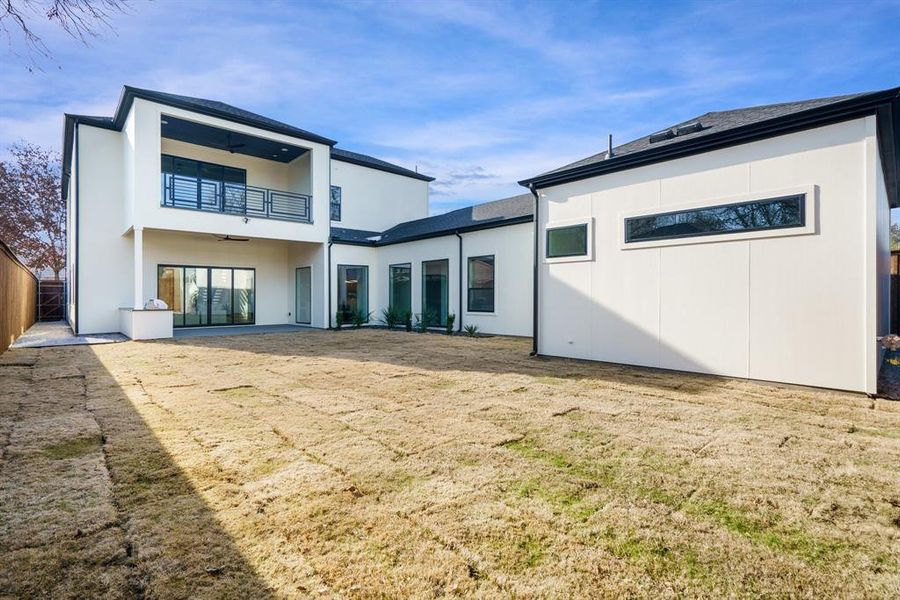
[161,115,308,163]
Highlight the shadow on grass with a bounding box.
[0,345,276,598]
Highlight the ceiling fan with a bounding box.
[224,133,246,153]
[214,235,250,242]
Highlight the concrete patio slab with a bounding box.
[10,321,126,349]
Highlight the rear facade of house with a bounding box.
[63,87,532,342]
[64,85,899,394]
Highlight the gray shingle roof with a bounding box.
[521,88,900,192]
[331,193,533,246]
[331,147,435,182]
[541,92,869,177]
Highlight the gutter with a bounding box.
[455,232,463,333]
[74,123,80,335]
[528,184,539,356]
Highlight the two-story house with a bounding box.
[64,85,900,395]
[62,86,533,340]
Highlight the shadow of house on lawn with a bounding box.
[0,345,277,598]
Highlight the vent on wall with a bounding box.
[649,121,705,144]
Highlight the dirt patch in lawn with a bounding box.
[1,329,899,598]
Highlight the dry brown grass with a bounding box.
[1,329,899,598]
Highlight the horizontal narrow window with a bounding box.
[546,224,588,258]
[467,255,495,313]
[624,194,805,243]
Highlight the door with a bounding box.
[296,266,311,324]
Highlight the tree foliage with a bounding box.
[891,222,900,251]
[0,142,66,278]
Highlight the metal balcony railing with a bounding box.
[161,172,312,223]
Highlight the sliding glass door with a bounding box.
[422,259,449,326]
[158,265,255,327]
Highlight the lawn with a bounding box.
[1,329,898,598]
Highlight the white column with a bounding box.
[133,227,144,309]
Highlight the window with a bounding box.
[158,265,255,328]
[422,259,449,326]
[546,224,588,258]
[337,265,368,322]
[467,255,495,313]
[330,185,342,221]
[389,264,412,316]
[624,194,805,243]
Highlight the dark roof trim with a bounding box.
[520,88,900,207]
[331,214,533,247]
[331,150,435,182]
[118,86,337,146]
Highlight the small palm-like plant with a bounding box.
[415,313,429,333]
[334,311,344,329]
[403,310,413,332]
[352,310,370,328]
[445,313,456,335]
[381,306,400,330]
[464,324,479,337]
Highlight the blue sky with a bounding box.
[1,0,899,214]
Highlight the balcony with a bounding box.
[161,169,312,223]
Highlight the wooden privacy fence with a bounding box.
[0,238,37,353]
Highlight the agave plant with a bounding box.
[403,310,413,332]
[464,324,479,337]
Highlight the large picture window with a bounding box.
[467,255,495,313]
[337,265,368,322]
[389,264,412,316]
[624,194,805,243]
[546,224,588,258]
[158,265,255,328]
[422,259,449,326]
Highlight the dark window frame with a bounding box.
[330,185,342,221]
[388,262,412,315]
[546,223,589,258]
[624,194,806,244]
[156,264,256,328]
[467,255,495,313]
[336,264,369,323]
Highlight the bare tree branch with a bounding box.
[1,0,130,67]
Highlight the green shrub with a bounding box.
[335,311,344,329]
[445,313,456,335]
[464,324,479,337]
[403,310,413,332]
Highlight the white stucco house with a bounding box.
[62,86,533,343]
[63,85,899,394]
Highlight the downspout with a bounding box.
[327,239,333,329]
[455,231,463,332]
[74,123,80,335]
[529,183,539,356]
